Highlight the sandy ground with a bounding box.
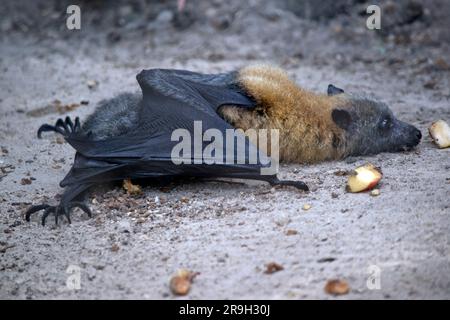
[0,0,449,299]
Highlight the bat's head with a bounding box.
[327,84,422,157]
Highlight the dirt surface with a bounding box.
[0,0,449,299]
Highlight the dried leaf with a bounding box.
[180,196,189,203]
[20,178,32,185]
[264,262,284,274]
[123,179,142,195]
[286,229,298,236]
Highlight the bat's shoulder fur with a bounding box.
[219,65,349,163]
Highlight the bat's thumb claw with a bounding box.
[270,178,309,191]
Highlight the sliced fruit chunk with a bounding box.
[429,120,450,149]
[346,164,382,193]
[169,269,199,296]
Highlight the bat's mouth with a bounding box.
[400,144,416,152]
[398,139,421,152]
[398,128,422,152]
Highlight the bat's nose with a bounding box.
[415,129,422,141]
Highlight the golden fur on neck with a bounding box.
[218,65,349,163]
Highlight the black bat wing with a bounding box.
[60,69,307,202]
[67,68,253,158]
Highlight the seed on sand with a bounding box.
[170,269,199,296]
[285,229,298,236]
[86,79,98,89]
[324,279,350,295]
[264,262,284,274]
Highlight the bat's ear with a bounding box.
[327,84,344,96]
[332,109,352,131]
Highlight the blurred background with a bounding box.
[1,0,450,78]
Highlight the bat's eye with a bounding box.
[379,116,393,131]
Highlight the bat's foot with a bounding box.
[25,201,92,226]
[270,178,309,191]
[37,116,81,139]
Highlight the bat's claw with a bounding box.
[37,116,81,139]
[270,178,309,191]
[25,201,92,226]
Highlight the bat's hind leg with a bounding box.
[37,116,81,138]
[25,201,92,226]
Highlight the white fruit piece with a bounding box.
[429,120,450,149]
[302,204,311,211]
[347,164,382,193]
